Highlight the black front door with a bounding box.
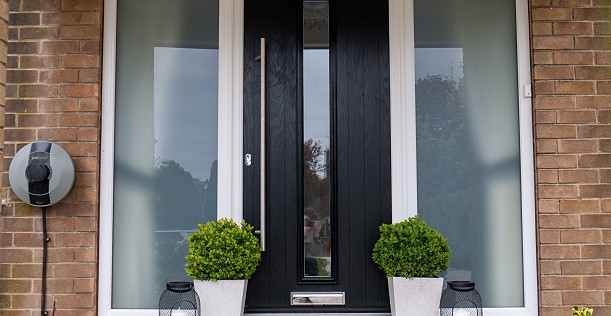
[243,0,391,313]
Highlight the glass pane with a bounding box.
[113,0,219,308]
[303,0,331,278]
[414,0,524,308]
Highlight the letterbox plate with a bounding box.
[290,292,345,306]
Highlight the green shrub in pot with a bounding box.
[372,215,450,278]
[185,218,261,281]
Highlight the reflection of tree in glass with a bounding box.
[303,139,330,240]
[153,159,218,291]
[416,75,472,269]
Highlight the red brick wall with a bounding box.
[1,0,101,315]
[531,1,610,315]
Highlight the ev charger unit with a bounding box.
[9,141,75,207]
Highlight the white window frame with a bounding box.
[388,0,538,315]
[100,0,536,314]
[98,0,244,315]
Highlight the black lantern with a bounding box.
[159,281,200,316]
[440,281,483,316]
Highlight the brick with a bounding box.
[539,184,579,198]
[541,290,562,305]
[583,275,611,289]
[594,22,611,35]
[600,110,611,124]
[42,12,81,25]
[539,214,580,229]
[40,40,80,54]
[18,84,58,97]
[52,263,95,278]
[576,66,611,80]
[80,40,100,53]
[557,139,598,153]
[531,0,551,5]
[581,214,611,228]
[13,232,44,247]
[556,81,596,95]
[535,95,576,109]
[561,260,603,275]
[532,23,553,36]
[536,111,557,124]
[581,185,611,198]
[561,230,602,243]
[19,26,59,39]
[540,260,561,274]
[21,0,61,11]
[600,139,611,152]
[8,41,38,54]
[596,52,611,65]
[533,36,574,50]
[536,125,577,138]
[557,110,597,124]
[539,199,560,213]
[60,54,99,68]
[579,154,611,168]
[74,248,95,262]
[54,293,95,309]
[535,81,555,95]
[598,81,611,95]
[562,291,604,305]
[534,66,574,79]
[38,128,78,141]
[537,139,558,153]
[45,217,76,232]
[40,69,78,83]
[540,230,560,243]
[537,155,578,168]
[58,113,99,127]
[74,278,95,293]
[576,37,610,50]
[539,169,559,183]
[554,51,594,65]
[78,97,99,111]
[532,8,572,21]
[541,244,582,259]
[560,199,600,213]
[578,125,611,137]
[9,12,41,26]
[20,55,59,68]
[38,98,78,112]
[59,25,100,39]
[12,264,42,278]
[18,113,60,128]
[0,249,33,263]
[33,278,73,294]
[602,169,611,183]
[559,170,598,183]
[0,279,31,293]
[576,96,611,109]
[554,22,593,35]
[7,69,38,83]
[574,8,611,21]
[540,275,581,289]
[58,83,98,97]
[44,248,74,263]
[76,129,98,142]
[62,0,101,11]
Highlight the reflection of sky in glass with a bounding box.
[154,47,218,180]
[304,49,330,150]
[415,48,463,80]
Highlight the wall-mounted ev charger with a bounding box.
[8,141,75,316]
[9,141,75,207]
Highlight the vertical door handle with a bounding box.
[255,38,266,251]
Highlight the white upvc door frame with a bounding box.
[388,1,538,315]
[99,0,537,315]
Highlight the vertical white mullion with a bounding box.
[389,0,417,222]
[98,0,118,314]
[515,0,538,314]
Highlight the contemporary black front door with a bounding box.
[243,0,391,313]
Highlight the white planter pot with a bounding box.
[194,279,248,316]
[388,277,443,316]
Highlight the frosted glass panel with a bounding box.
[113,0,219,309]
[415,0,524,308]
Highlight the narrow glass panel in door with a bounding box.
[303,0,332,279]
